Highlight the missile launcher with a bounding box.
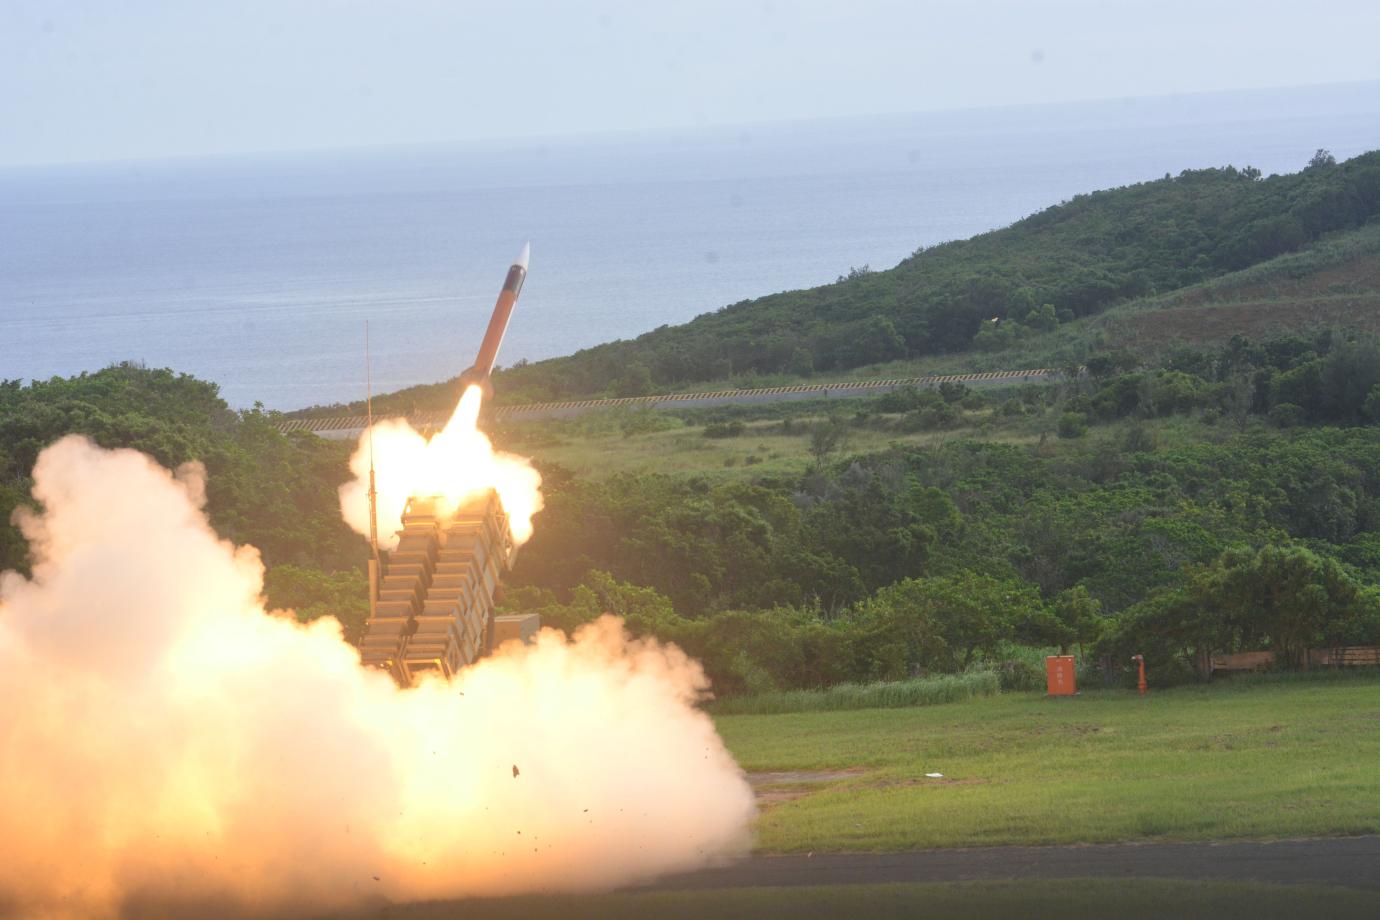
[359,492,518,684]
[358,245,538,686]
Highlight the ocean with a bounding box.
[3,82,1379,411]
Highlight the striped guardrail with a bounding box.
[276,367,1070,435]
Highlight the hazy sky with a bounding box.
[4,0,1379,167]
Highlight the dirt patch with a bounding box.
[747,769,867,806]
[747,769,978,805]
[1110,294,1380,348]
[1169,256,1380,309]
[1065,724,1104,736]
[747,770,866,788]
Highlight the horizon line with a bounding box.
[3,77,1378,174]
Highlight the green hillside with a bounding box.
[8,148,1380,701]
[887,218,1380,377]
[310,149,1380,418]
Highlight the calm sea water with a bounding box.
[3,83,1379,410]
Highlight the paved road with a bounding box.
[277,367,1072,440]
[643,836,1380,892]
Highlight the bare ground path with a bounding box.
[642,836,1380,892]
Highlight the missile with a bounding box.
[458,243,529,397]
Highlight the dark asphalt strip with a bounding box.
[642,836,1380,892]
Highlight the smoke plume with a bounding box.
[0,437,754,918]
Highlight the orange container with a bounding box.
[1046,655,1077,696]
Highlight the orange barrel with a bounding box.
[1046,655,1077,696]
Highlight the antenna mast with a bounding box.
[366,321,381,621]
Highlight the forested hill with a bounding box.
[315,149,1380,417]
[508,150,1379,394]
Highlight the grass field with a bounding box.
[498,401,1248,482]
[501,412,1040,480]
[714,678,1380,853]
[332,879,1380,920]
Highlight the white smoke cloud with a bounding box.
[0,437,754,918]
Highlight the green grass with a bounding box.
[714,679,1380,853]
[496,406,1056,480]
[495,399,1243,481]
[710,672,1000,716]
[330,879,1380,920]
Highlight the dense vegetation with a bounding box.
[0,364,370,633]
[306,149,1380,416]
[8,327,1380,695]
[494,329,1380,690]
[8,151,1380,699]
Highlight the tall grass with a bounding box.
[708,671,999,716]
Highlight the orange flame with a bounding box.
[341,385,542,547]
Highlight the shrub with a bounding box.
[960,392,988,411]
[619,409,681,437]
[876,386,924,413]
[703,420,746,438]
[990,658,1044,692]
[1058,411,1089,438]
[938,381,969,403]
[1122,424,1156,453]
[897,402,960,432]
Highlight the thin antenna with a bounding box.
[366,321,380,560]
[366,321,381,623]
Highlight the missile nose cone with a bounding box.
[515,242,531,271]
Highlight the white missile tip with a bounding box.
[515,242,531,271]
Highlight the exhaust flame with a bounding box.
[340,385,542,548]
[0,437,754,917]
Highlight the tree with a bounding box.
[937,381,969,404]
[1057,412,1088,439]
[808,416,851,471]
[1053,585,1103,654]
[263,565,369,642]
[1023,303,1060,333]
[1269,403,1305,428]
[1222,372,1256,431]
[1364,384,1380,424]
[1308,148,1336,170]
[1116,544,1380,674]
[867,573,1044,671]
[613,363,653,397]
[1195,544,1376,669]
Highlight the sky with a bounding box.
[3,0,1380,168]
